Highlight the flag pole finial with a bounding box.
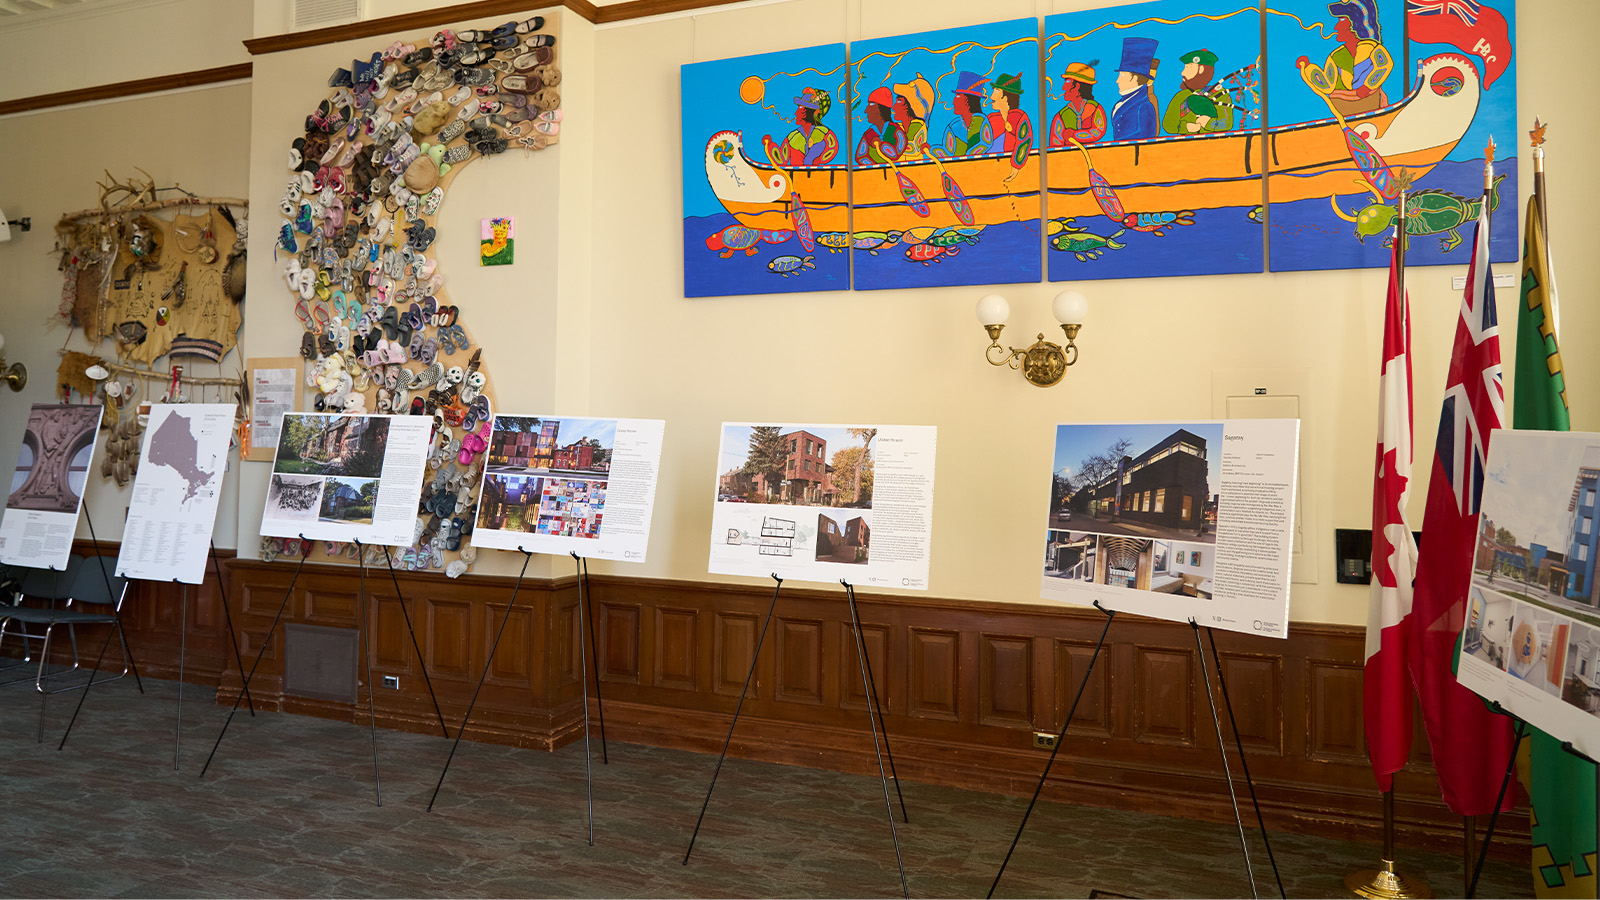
[1484,136,1495,189]
[1530,118,1547,174]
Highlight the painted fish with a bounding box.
[1247,205,1264,223]
[706,225,761,258]
[760,229,794,245]
[767,255,815,276]
[1049,223,1127,260]
[904,244,959,265]
[1121,210,1195,236]
[851,231,902,255]
[817,232,852,252]
[928,228,981,248]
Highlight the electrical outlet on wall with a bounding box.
[1033,731,1057,750]
[382,675,399,690]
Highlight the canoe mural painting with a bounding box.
[679,0,1515,297]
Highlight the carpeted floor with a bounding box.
[0,675,1528,898]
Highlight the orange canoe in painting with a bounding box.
[702,53,1481,233]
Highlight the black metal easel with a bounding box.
[198,536,312,777]
[1464,704,1534,898]
[426,550,535,810]
[378,544,450,738]
[683,575,910,897]
[56,503,145,749]
[988,607,1286,900]
[355,541,382,805]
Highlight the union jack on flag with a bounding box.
[1434,204,1503,518]
[1407,0,1483,24]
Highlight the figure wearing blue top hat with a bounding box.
[939,71,994,158]
[1109,36,1159,141]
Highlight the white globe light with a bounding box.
[1052,290,1089,324]
[0,332,6,354]
[975,293,1010,327]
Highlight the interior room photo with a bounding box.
[0,0,1593,896]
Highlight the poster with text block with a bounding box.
[116,403,234,584]
[472,415,665,562]
[1039,419,1299,638]
[709,422,936,589]
[260,413,430,546]
[0,403,104,571]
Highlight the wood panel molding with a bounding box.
[10,548,1528,859]
[0,64,252,117]
[244,1,587,56]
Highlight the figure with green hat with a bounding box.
[985,71,1034,182]
[1162,49,1235,135]
[1048,59,1107,147]
[779,86,840,166]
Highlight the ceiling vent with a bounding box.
[294,0,362,30]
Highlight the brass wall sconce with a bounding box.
[976,290,1088,387]
[0,333,27,392]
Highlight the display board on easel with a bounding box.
[1039,419,1300,638]
[116,403,234,584]
[1457,429,1600,759]
[0,404,104,570]
[259,412,431,546]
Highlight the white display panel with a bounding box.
[1039,419,1300,638]
[0,404,104,571]
[116,403,234,584]
[708,422,937,590]
[471,414,665,562]
[1456,430,1600,758]
[259,412,431,546]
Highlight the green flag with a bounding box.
[1513,191,1595,899]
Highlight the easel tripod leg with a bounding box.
[684,574,784,865]
[988,602,1115,899]
[846,581,907,823]
[1193,619,1257,899]
[356,543,382,806]
[427,550,533,812]
[582,556,608,764]
[382,545,449,738]
[573,553,595,846]
[1466,719,1528,898]
[1206,627,1285,899]
[210,539,256,715]
[844,581,909,898]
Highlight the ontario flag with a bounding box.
[1406,183,1516,814]
[1363,237,1417,793]
[1407,0,1512,89]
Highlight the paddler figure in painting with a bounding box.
[1109,36,1160,141]
[777,87,839,166]
[1295,0,1392,117]
[1047,60,1107,147]
[1163,49,1235,135]
[940,71,994,157]
[892,75,936,160]
[984,72,1033,184]
[855,86,907,164]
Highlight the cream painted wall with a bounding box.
[0,0,251,105]
[0,83,253,549]
[1,0,1594,628]
[584,0,1599,626]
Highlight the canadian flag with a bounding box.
[1363,237,1417,792]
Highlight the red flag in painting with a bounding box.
[1363,239,1416,793]
[1407,0,1512,89]
[1406,193,1516,814]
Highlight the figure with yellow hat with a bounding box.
[1162,49,1235,135]
[984,72,1033,183]
[891,75,936,161]
[854,85,907,165]
[1048,59,1107,147]
[939,71,994,158]
[778,87,840,166]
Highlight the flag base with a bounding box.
[1345,859,1432,899]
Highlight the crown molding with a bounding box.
[0,63,252,117]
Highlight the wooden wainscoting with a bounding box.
[11,549,1525,855]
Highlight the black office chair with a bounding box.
[0,556,136,741]
[0,555,86,681]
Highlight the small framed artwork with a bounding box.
[1191,551,1202,565]
[1175,550,1186,565]
[481,216,515,266]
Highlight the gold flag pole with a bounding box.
[1345,171,1431,900]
